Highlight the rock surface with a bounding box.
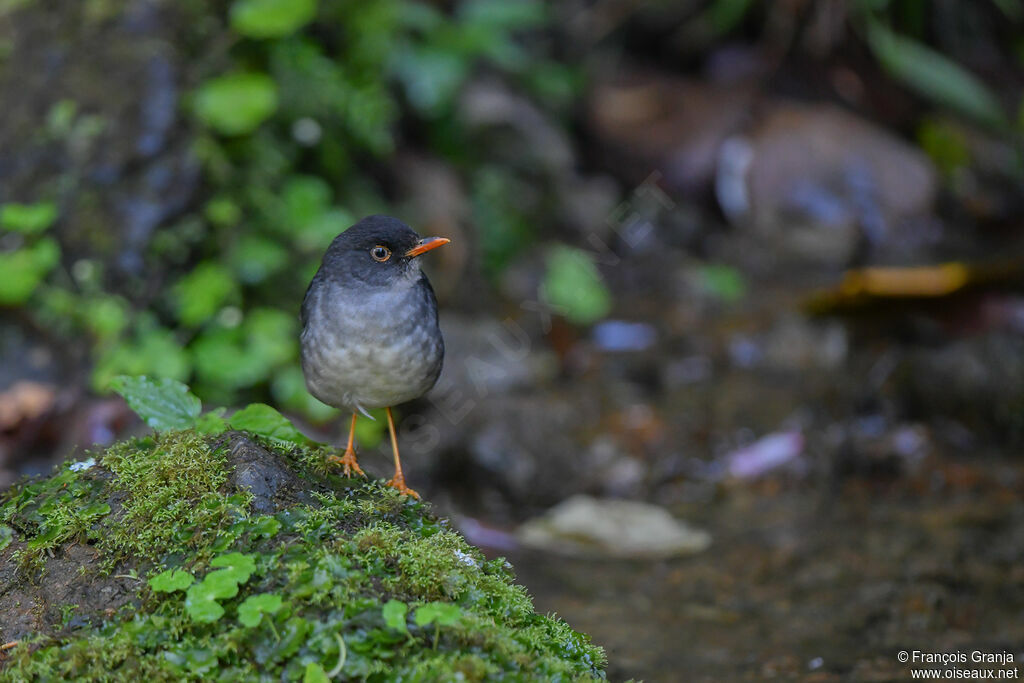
[0,431,605,680]
[518,494,711,559]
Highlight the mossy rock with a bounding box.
[0,431,605,681]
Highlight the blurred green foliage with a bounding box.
[194,72,279,136]
[541,246,612,326]
[865,19,1008,128]
[696,0,1015,130]
[2,0,591,424]
[0,237,59,305]
[1,201,57,234]
[695,264,747,304]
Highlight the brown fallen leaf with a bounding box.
[0,381,57,431]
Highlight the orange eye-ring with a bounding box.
[371,246,391,262]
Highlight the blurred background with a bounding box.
[2,0,1024,679]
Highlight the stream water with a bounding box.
[509,449,1024,681]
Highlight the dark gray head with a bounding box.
[319,215,450,289]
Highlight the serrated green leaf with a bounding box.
[231,0,317,39]
[110,376,201,431]
[194,72,278,136]
[541,245,611,325]
[867,21,1006,128]
[228,403,312,446]
[238,593,283,627]
[149,568,195,593]
[382,599,409,632]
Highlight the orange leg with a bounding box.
[327,412,365,477]
[384,407,419,499]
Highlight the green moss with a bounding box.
[0,431,606,681]
[99,432,243,568]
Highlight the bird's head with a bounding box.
[322,215,450,289]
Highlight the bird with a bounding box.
[300,215,449,498]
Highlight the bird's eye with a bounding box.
[371,246,392,262]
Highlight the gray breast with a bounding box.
[300,276,444,414]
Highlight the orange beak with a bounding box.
[405,236,451,258]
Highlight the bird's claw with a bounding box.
[327,448,365,478]
[385,475,420,499]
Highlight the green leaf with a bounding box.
[204,197,241,226]
[696,264,746,303]
[281,175,331,228]
[173,263,237,327]
[252,515,282,538]
[244,308,298,368]
[80,502,111,521]
[541,245,612,325]
[83,295,129,343]
[110,376,202,431]
[866,21,1007,128]
[0,202,58,234]
[185,570,242,623]
[231,0,317,39]
[459,0,546,30]
[231,235,289,284]
[194,72,278,136]
[229,403,312,446]
[0,525,13,551]
[392,47,468,115]
[382,599,409,632]
[0,238,60,305]
[209,552,257,584]
[413,602,461,627]
[195,408,228,435]
[303,662,330,683]
[191,328,267,390]
[93,326,191,391]
[149,569,195,593]
[270,366,339,423]
[238,593,283,627]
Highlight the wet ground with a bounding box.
[508,447,1024,681]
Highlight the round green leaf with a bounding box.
[173,263,237,327]
[238,593,283,627]
[194,72,278,136]
[0,238,60,305]
[541,245,612,325]
[382,599,408,632]
[209,552,257,584]
[0,202,58,234]
[149,568,195,593]
[231,0,317,39]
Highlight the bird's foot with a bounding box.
[385,474,420,499]
[327,447,365,478]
